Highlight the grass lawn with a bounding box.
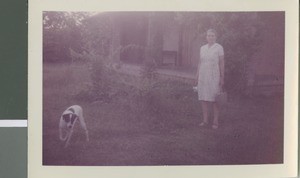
[43,63,283,166]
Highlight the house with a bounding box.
[89,12,284,95]
[108,12,202,68]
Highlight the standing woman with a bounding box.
[196,29,225,129]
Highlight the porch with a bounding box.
[111,62,196,84]
[111,62,283,96]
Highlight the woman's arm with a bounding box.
[196,47,203,84]
[219,55,225,89]
[196,57,201,85]
[197,60,200,78]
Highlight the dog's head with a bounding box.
[62,113,77,129]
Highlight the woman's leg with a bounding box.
[212,102,219,128]
[201,101,209,124]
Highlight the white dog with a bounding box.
[59,105,89,148]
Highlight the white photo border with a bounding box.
[28,0,298,178]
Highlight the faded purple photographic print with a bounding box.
[42,11,284,166]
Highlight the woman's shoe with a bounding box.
[212,124,219,129]
[199,122,208,127]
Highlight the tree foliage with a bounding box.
[80,13,113,57]
[43,11,90,63]
[44,11,267,95]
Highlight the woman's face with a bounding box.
[206,31,216,44]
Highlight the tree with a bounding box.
[43,11,90,63]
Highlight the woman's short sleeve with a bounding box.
[218,45,224,56]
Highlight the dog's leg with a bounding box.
[64,130,73,148]
[82,120,89,142]
[59,118,68,141]
[78,113,89,142]
[64,118,78,148]
[85,130,89,142]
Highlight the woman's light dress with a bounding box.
[197,43,224,102]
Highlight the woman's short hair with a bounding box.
[207,29,217,36]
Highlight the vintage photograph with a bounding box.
[42,11,284,166]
